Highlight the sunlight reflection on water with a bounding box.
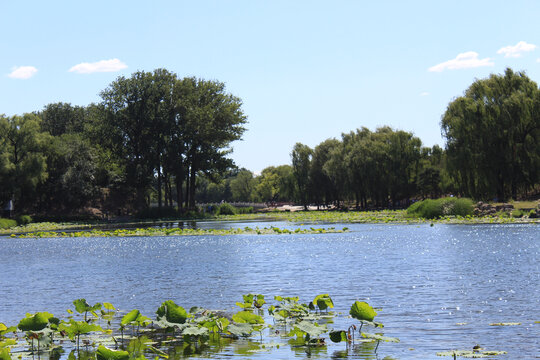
[0,223,538,359]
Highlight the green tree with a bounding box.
[291,143,313,209]
[441,68,540,200]
[230,170,256,202]
[0,114,49,211]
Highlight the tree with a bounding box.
[0,114,49,212]
[100,69,177,210]
[291,143,313,209]
[230,170,256,202]
[38,102,87,136]
[441,68,540,200]
[173,77,247,209]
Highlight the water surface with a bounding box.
[0,223,538,359]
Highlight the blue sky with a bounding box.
[2,0,540,173]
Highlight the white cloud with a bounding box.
[428,52,494,72]
[69,58,127,74]
[8,66,38,79]
[497,41,536,58]
[420,92,429,96]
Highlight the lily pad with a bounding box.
[96,345,129,360]
[156,300,187,325]
[350,301,377,322]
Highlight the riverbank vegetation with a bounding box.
[0,68,538,221]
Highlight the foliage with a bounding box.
[441,68,540,201]
[0,219,17,230]
[216,202,236,215]
[407,197,474,219]
[15,215,32,225]
[349,301,377,322]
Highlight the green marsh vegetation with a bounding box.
[0,295,405,360]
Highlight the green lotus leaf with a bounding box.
[73,299,91,313]
[254,295,265,308]
[0,339,17,348]
[102,303,116,311]
[58,319,102,340]
[0,324,16,336]
[182,325,209,337]
[294,320,327,338]
[18,312,54,332]
[96,345,129,360]
[0,347,11,360]
[232,311,264,325]
[350,301,377,322]
[329,330,347,343]
[121,310,140,326]
[361,333,399,343]
[201,317,229,333]
[313,294,334,311]
[227,323,254,337]
[156,300,187,325]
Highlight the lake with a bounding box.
[0,223,538,359]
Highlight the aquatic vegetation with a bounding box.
[12,225,349,238]
[0,294,402,359]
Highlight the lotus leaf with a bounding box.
[102,303,116,312]
[156,300,187,325]
[96,345,129,360]
[0,348,11,360]
[350,301,377,322]
[73,299,101,314]
[182,325,209,338]
[254,294,265,308]
[361,333,399,343]
[313,294,334,312]
[58,319,103,340]
[0,339,16,348]
[0,325,16,336]
[329,330,347,343]
[18,312,54,332]
[232,311,264,324]
[227,323,254,337]
[120,309,150,327]
[294,320,327,338]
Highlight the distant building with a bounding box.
[2,200,14,218]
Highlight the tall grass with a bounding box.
[407,197,474,219]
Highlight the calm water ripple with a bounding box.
[0,223,538,359]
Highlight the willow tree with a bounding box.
[0,113,49,211]
[441,68,540,200]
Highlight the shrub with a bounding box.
[0,218,17,229]
[235,206,253,214]
[16,215,33,225]
[216,203,236,215]
[511,209,525,218]
[529,209,538,218]
[407,197,474,219]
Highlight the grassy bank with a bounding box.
[1,208,538,237]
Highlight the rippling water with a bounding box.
[1,223,538,359]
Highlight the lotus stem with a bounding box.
[374,339,380,353]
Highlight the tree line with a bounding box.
[0,69,246,216]
[0,67,538,217]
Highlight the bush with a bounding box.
[216,203,236,215]
[0,218,17,229]
[16,215,32,225]
[529,209,538,218]
[407,197,474,219]
[235,206,253,214]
